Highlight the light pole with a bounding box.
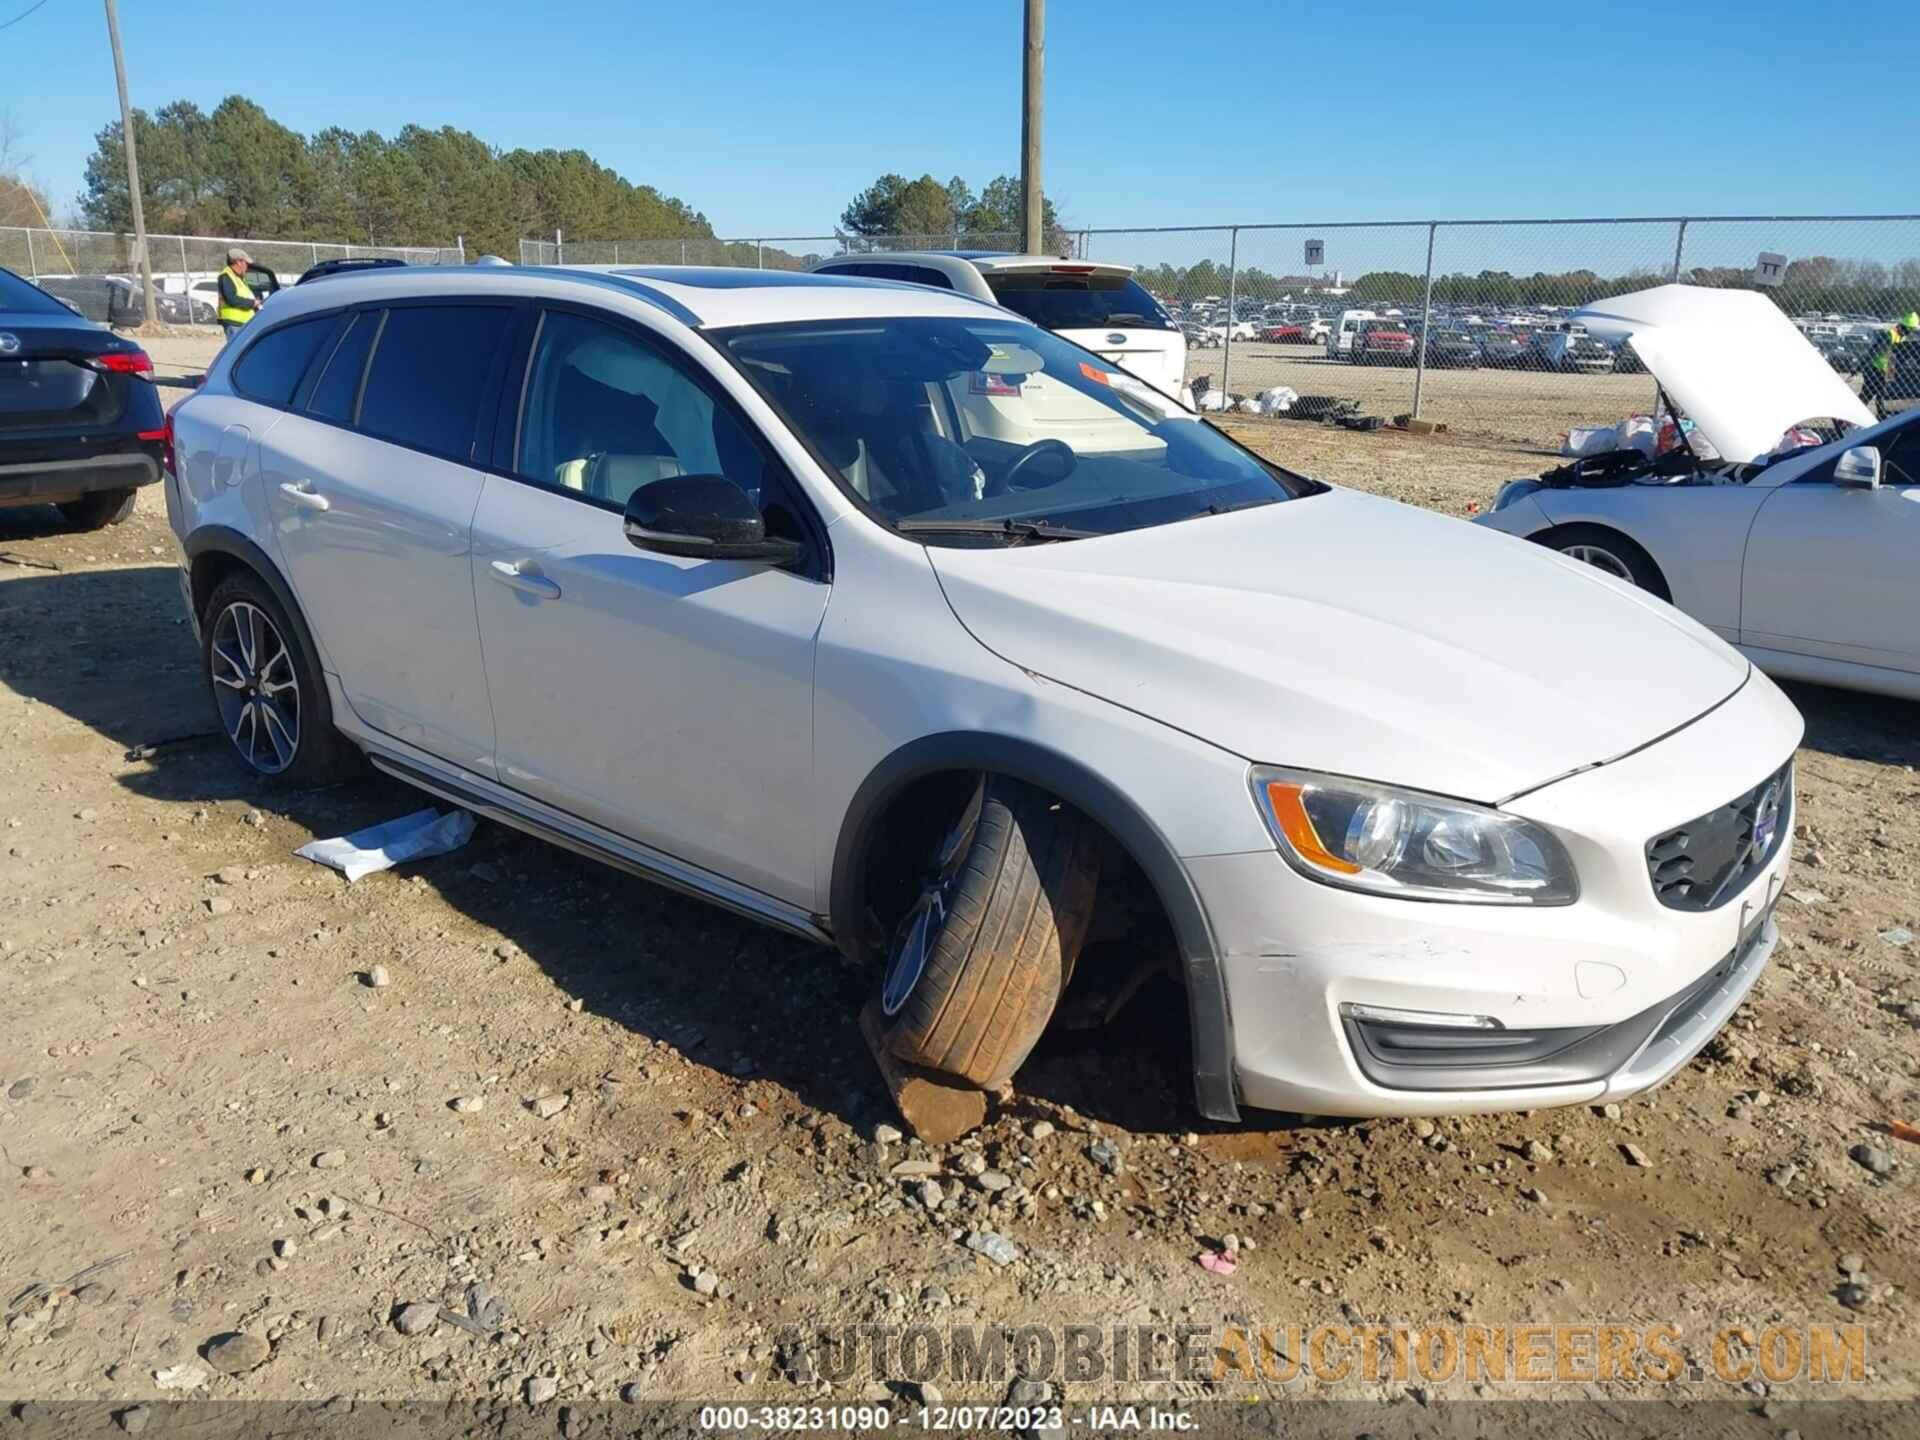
[1021,0,1043,254]
[103,0,158,327]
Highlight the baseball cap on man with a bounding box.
[227,247,251,264]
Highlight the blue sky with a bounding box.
[5,0,1915,252]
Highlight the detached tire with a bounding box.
[880,777,1101,1090]
[57,486,137,531]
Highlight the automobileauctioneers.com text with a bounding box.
[762,1320,1869,1388]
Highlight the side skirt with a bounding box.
[360,743,833,946]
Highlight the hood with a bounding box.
[1571,284,1873,463]
[929,490,1748,803]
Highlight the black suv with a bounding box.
[0,265,168,530]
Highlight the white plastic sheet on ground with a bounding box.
[295,807,476,882]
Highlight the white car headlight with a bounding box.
[1249,766,1579,906]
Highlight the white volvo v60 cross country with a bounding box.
[163,264,1801,1122]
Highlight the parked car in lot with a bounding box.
[1255,321,1304,343]
[1477,329,1534,368]
[1477,284,1920,698]
[296,256,408,285]
[1534,327,1616,374]
[34,273,203,328]
[1421,328,1482,368]
[167,263,1801,1122]
[1348,320,1415,365]
[808,252,1188,402]
[0,265,168,530]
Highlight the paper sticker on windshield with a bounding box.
[969,371,1023,397]
[1080,362,1112,386]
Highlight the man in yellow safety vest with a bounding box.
[1862,310,1917,418]
[216,247,261,341]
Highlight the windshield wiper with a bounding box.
[895,517,1100,544]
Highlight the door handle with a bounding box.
[489,559,561,599]
[279,480,330,512]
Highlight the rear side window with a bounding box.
[231,317,333,406]
[306,312,378,424]
[985,273,1174,332]
[873,263,954,289]
[357,305,512,462]
[0,268,69,315]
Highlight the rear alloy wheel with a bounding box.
[209,600,303,775]
[201,571,359,786]
[879,776,1101,1090]
[57,487,137,531]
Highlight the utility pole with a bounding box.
[1020,0,1044,254]
[104,0,158,328]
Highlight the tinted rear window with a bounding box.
[357,305,512,462]
[985,273,1175,332]
[307,311,378,424]
[231,317,334,406]
[0,268,71,316]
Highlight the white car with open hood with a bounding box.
[1477,284,1919,699]
[165,264,1799,1124]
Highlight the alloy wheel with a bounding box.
[209,601,301,774]
[880,781,985,1017]
[1559,544,1635,583]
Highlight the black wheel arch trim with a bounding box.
[829,732,1240,1122]
[184,527,330,674]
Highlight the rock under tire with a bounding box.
[883,778,1101,1090]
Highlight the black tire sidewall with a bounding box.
[57,487,137,530]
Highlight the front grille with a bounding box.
[1646,760,1793,911]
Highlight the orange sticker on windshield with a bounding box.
[1079,362,1111,385]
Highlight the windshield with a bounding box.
[983,273,1177,332]
[718,316,1315,544]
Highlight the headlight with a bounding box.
[1249,767,1578,906]
[1491,478,1542,511]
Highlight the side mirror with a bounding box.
[622,474,803,564]
[1834,445,1882,490]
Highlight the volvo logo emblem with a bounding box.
[1105,333,1127,346]
[1750,781,1782,859]
[0,332,20,355]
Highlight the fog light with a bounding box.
[1340,1002,1503,1030]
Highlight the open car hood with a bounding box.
[1571,284,1874,463]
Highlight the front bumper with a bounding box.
[1187,668,1801,1117]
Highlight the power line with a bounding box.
[0,0,52,34]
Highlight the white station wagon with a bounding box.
[165,265,1800,1122]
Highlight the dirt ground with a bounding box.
[0,334,1914,1424]
[1190,341,1676,453]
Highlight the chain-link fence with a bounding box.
[518,230,1053,269]
[524,214,1920,451]
[1,226,464,328]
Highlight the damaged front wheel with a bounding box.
[879,776,1102,1090]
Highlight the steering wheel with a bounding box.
[990,438,1078,496]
